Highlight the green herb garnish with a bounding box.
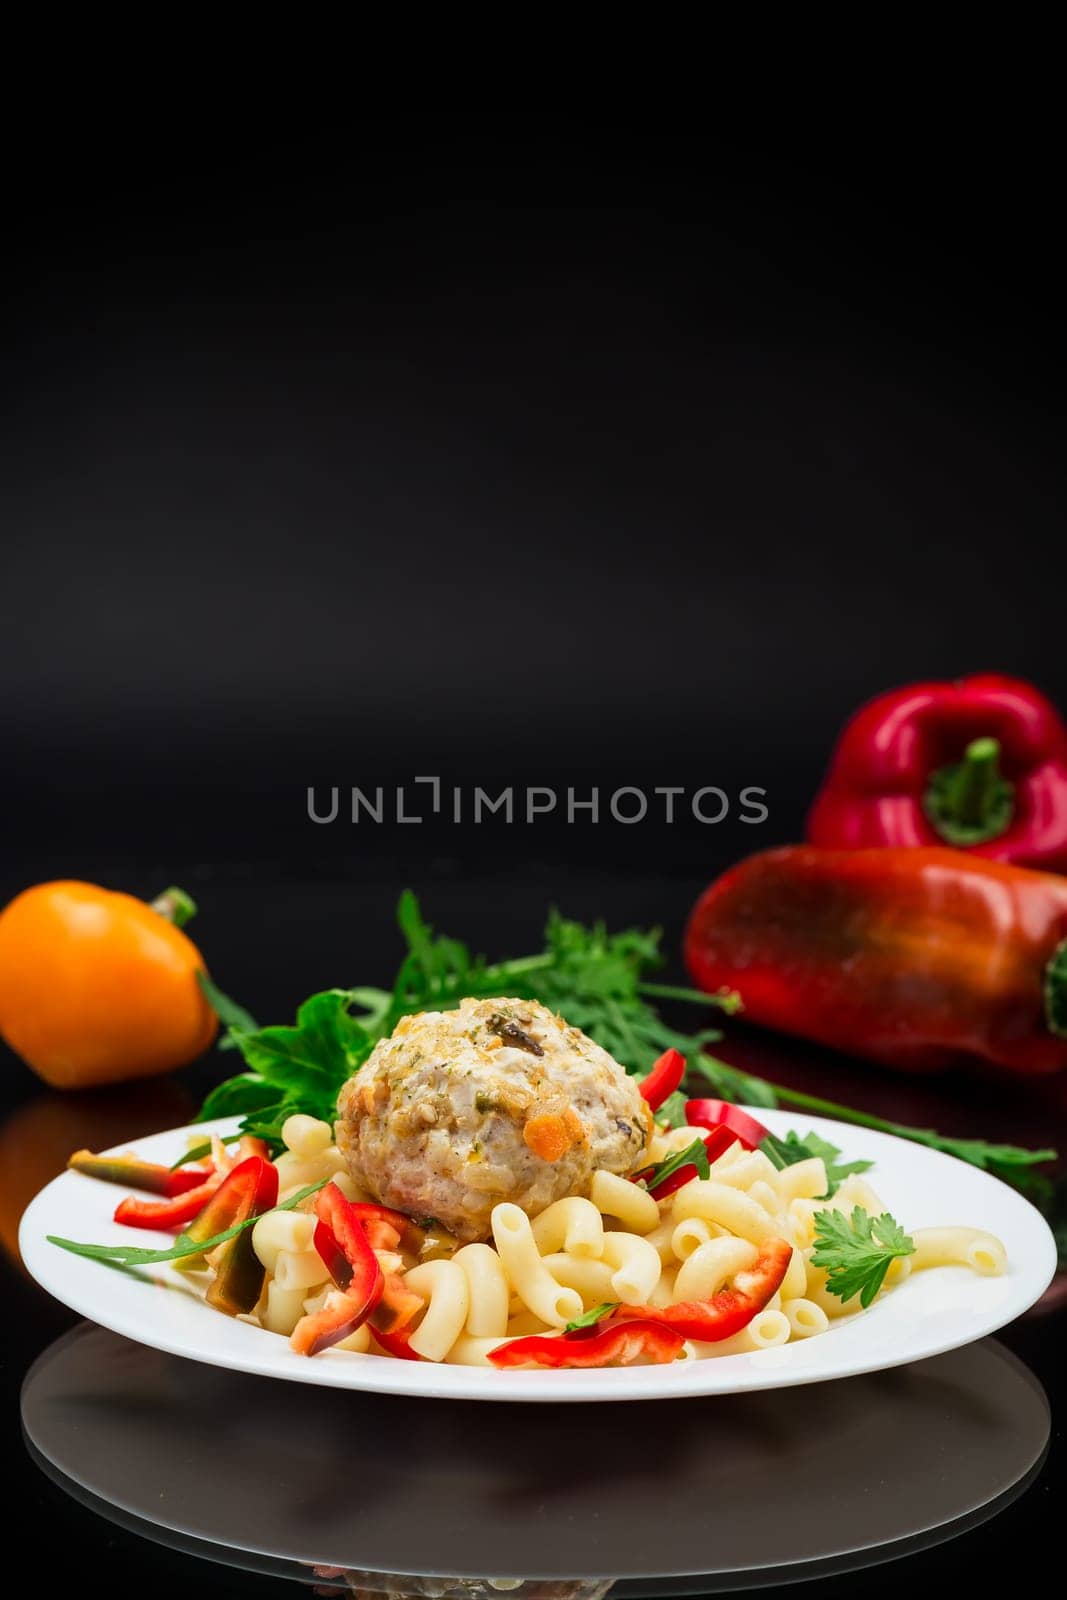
[195,892,1056,1213]
[48,1180,328,1268]
[564,1301,620,1333]
[811,1206,916,1309]
[638,1137,712,1192]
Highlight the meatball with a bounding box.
[335,997,653,1241]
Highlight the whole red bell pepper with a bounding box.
[617,1236,792,1341]
[685,846,1067,1073]
[808,674,1067,870]
[487,1319,684,1369]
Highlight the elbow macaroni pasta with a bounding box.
[181,1111,1010,1371]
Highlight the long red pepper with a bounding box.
[68,1150,214,1197]
[685,846,1067,1073]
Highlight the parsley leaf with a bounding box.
[48,1180,328,1268]
[811,1206,915,1309]
[196,990,374,1136]
[760,1130,874,1197]
[564,1301,620,1332]
[638,1137,711,1192]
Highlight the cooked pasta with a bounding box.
[86,1085,1010,1374]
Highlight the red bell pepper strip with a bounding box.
[68,1149,213,1197]
[113,1172,224,1230]
[488,1319,684,1369]
[807,674,1067,870]
[368,1273,425,1335]
[177,1155,275,1260]
[371,1323,422,1360]
[312,1183,387,1299]
[639,1048,686,1112]
[685,845,1067,1074]
[342,1202,425,1254]
[685,1100,769,1151]
[290,1183,385,1356]
[291,1288,381,1356]
[205,1157,280,1315]
[617,1236,792,1341]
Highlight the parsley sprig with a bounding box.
[811,1206,916,1309]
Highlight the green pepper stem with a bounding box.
[951,738,1003,828]
[1045,935,1067,1040]
[150,886,198,928]
[923,736,1014,846]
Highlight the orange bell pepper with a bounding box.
[0,881,217,1087]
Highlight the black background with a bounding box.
[4,116,1065,877]
[2,116,1065,1596]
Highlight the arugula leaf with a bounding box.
[564,1301,620,1332]
[48,1180,328,1268]
[638,1137,712,1192]
[811,1206,915,1309]
[760,1129,873,1197]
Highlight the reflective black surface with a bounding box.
[21,1324,1050,1585]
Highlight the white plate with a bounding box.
[20,1110,1057,1403]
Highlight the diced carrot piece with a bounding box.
[523,1113,574,1163]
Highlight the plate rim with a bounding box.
[19,1109,1059,1403]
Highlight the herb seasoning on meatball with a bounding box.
[335,997,653,1241]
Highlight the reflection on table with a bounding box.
[21,1324,1049,1592]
